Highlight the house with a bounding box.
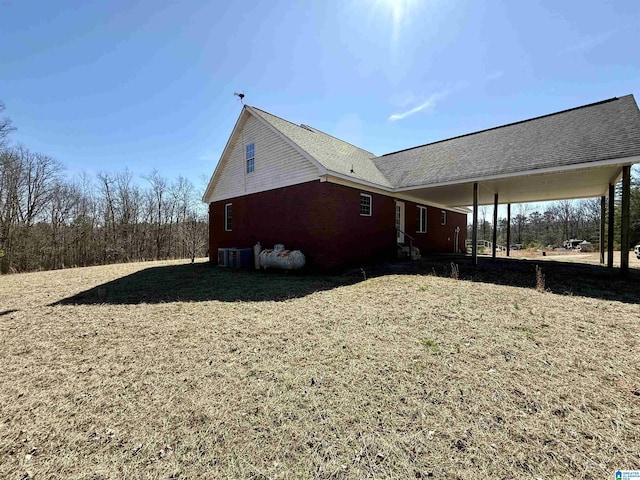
[202,106,468,270]
[203,95,640,271]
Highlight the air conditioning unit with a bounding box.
[228,248,253,269]
[217,248,230,267]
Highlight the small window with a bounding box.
[246,143,255,174]
[417,206,427,233]
[225,203,232,231]
[360,193,372,216]
[441,210,447,225]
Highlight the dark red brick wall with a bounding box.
[401,201,468,254]
[209,181,396,270]
[209,181,468,270]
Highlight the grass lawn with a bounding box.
[0,258,639,479]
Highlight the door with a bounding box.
[395,200,405,243]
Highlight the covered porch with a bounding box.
[396,159,637,273]
[371,95,640,275]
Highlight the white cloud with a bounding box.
[388,90,450,122]
[486,71,504,81]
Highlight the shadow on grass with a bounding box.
[51,256,639,306]
[52,262,361,305]
[411,255,640,304]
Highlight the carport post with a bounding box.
[492,193,498,258]
[472,182,478,266]
[599,196,605,264]
[621,165,631,274]
[506,204,511,257]
[607,183,615,268]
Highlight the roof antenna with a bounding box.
[234,92,245,104]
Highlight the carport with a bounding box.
[375,95,640,274]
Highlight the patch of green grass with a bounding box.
[513,325,536,341]
[420,337,441,354]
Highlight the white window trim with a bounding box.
[417,205,427,233]
[225,203,232,231]
[441,210,447,225]
[360,193,372,216]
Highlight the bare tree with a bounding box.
[510,204,531,244]
[183,211,208,262]
[0,149,21,272]
[97,172,119,261]
[0,146,62,271]
[115,169,142,261]
[479,205,490,241]
[1,145,209,272]
[0,101,16,147]
[551,200,576,242]
[48,181,81,269]
[144,170,169,259]
[15,146,61,227]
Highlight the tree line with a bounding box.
[1,100,638,273]
[0,102,208,274]
[472,179,640,249]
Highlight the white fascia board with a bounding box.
[393,155,640,192]
[245,106,328,176]
[208,178,323,203]
[324,170,393,191]
[202,107,249,203]
[323,174,468,213]
[321,174,390,194]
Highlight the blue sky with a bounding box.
[1,0,639,195]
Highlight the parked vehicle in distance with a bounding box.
[509,244,523,250]
[563,238,585,249]
[635,244,640,259]
[576,241,594,252]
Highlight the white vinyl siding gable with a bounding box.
[208,114,319,202]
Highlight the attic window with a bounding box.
[246,143,255,174]
[360,193,372,216]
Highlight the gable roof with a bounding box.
[248,106,392,188]
[373,94,640,189]
[204,95,640,205]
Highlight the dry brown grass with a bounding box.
[1,259,639,479]
[497,249,640,269]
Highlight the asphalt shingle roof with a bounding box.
[249,107,392,187]
[373,94,640,188]
[248,95,640,191]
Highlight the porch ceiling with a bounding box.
[399,161,630,207]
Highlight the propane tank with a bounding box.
[259,244,306,270]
